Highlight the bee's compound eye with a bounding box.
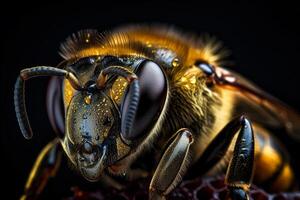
[195,60,215,76]
[121,60,167,140]
[47,77,65,136]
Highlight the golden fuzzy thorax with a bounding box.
[60,25,235,172]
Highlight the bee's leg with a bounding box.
[225,117,254,200]
[20,138,62,200]
[194,116,254,200]
[149,128,194,200]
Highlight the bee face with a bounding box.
[63,83,131,181]
[58,56,169,179]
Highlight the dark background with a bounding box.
[1,2,300,199]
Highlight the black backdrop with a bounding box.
[1,2,300,199]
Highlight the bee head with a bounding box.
[61,56,168,180]
[15,55,168,181]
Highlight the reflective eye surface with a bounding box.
[121,60,167,140]
[47,77,65,136]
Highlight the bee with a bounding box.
[14,25,300,200]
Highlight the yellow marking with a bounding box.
[271,163,293,192]
[252,128,294,192]
[252,125,268,155]
[63,79,76,106]
[254,143,282,183]
[110,77,128,104]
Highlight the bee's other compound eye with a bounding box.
[121,60,167,141]
[47,77,65,136]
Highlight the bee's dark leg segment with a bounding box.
[149,129,194,200]
[193,116,254,200]
[225,117,254,200]
[192,116,250,175]
[14,66,81,139]
[21,138,62,200]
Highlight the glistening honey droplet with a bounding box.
[172,58,180,67]
[84,95,92,105]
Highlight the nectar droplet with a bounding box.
[84,95,92,105]
[172,58,180,67]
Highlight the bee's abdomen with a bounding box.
[253,126,295,192]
